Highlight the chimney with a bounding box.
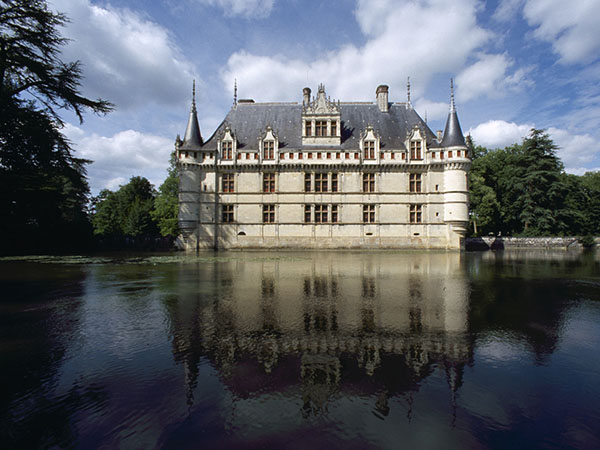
[303,87,311,105]
[437,130,443,141]
[376,85,389,112]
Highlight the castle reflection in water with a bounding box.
[166,252,472,417]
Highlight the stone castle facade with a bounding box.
[176,82,470,250]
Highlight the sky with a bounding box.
[47,0,600,194]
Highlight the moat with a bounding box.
[1,250,599,449]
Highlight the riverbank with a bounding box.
[465,236,599,251]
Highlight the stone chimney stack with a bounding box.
[376,85,389,112]
[303,87,311,105]
[437,130,443,141]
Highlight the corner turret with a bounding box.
[181,80,203,150]
[441,79,465,148]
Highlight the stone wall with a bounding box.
[465,236,599,251]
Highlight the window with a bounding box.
[263,173,275,193]
[290,153,294,159]
[299,152,303,159]
[364,140,375,160]
[331,205,338,223]
[315,204,328,223]
[237,153,241,160]
[409,173,421,193]
[448,151,453,158]
[316,120,327,136]
[305,121,312,136]
[410,204,422,223]
[222,141,233,160]
[331,173,338,192]
[263,141,274,160]
[410,140,422,160]
[331,121,337,136]
[308,152,313,159]
[317,152,322,159]
[222,205,234,223]
[363,204,375,223]
[263,204,275,223]
[315,173,327,192]
[363,173,375,193]
[304,204,311,223]
[222,174,234,193]
[391,152,395,160]
[304,173,311,192]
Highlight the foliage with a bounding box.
[151,151,179,237]
[92,177,157,238]
[0,0,112,253]
[468,129,600,238]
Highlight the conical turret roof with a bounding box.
[441,80,466,148]
[181,81,203,149]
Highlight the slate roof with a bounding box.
[200,102,449,151]
[181,105,203,150]
[441,109,466,148]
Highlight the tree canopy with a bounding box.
[0,0,112,253]
[468,129,599,238]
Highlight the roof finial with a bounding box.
[407,76,411,104]
[192,79,197,112]
[450,78,455,112]
[233,78,238,108]
[424,110,427,124]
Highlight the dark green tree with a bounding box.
[0,0,112,252]
[151,151,179,237]
[92,176,157,238]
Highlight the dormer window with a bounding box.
[260,125,278,162]
[222,141,233,160]
[301,84,341,146]
[364,141,376,160]
[263,141,274,160]
[219,126,236,161]
[410,140,422,160]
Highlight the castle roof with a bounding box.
[201,102,444,151]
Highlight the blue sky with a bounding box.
[48,0,600,193]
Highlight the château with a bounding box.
[176,81,470,250]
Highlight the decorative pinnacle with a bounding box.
[450,78,455,111]
[407,76,411,104]
[192,79,197,112]
[233,78,237,107]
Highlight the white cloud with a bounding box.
[547,127,599,171]
[456,53,532,102]
[222,0,491,102]
[492,0,525,22]
[468,120,600,174]
[413,99,449,122]
[50,0,197,110]
[523,0,600,64]
[64,124,173,194]
[469,120,533,149]
[195,0,276,18]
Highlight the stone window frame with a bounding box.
[263,204,275,223]
[222,204,234,223]
[409,173,422,193]
[222,173,235,193]
[363,204,376,223]
[363,173,375,193]
[263,172,276,193]
[410,204,422,223]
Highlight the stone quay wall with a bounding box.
[466,236,600,251]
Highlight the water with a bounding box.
[1,250,599,449]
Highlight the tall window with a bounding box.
[315,120,327,136]
[222,205,234,223]
[263,140,274,160]
[410,140,422,160]
[331,204,338,223]
[222,173,234,193]
[331,173,338,192]
[263,173,275,193]
[263,204,275,223]
[305,121,312,136]
[364,140,375,160]
[222,141,233,160]
[363,173,375,192]
[410,204,422,223]
[409,173,422,193]
[331,121,337,136]
[315,204,328,223]
[304,173,311,192]
[363,204,375,223]
[315,173,327,192]
[304,204,311,223]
